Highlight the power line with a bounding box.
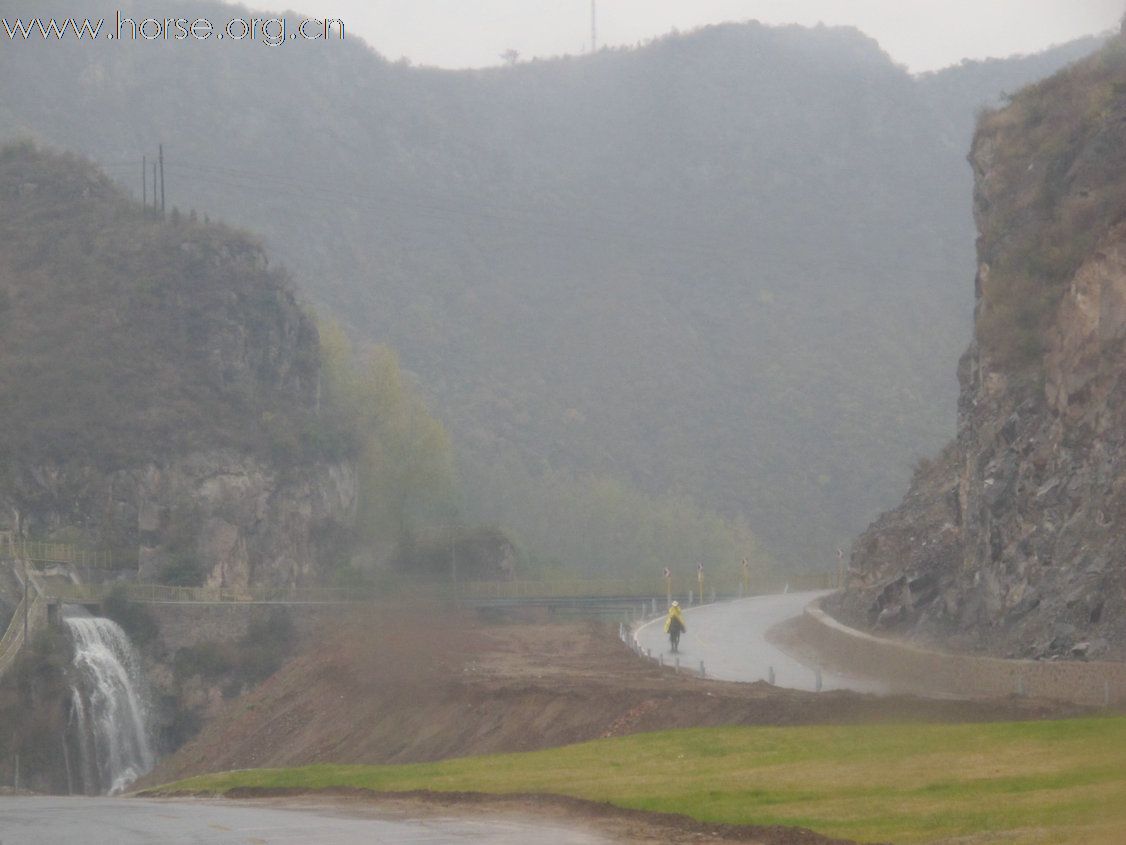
[158,159,755,264]
[101,154,874,280]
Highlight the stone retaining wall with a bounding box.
[799,600,1126,707]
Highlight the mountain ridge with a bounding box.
[0,1,1105,569]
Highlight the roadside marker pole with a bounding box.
[768,666,775,685]
[699,660,705,678]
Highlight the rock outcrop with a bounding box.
[3,454,355,589]
[0,144,357,587]
[829,36,1126,660]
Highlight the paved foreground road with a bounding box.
[0,796,611,844]
[635,591,886,694]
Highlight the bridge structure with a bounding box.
[0,531,838,677]
[0,533,127,679]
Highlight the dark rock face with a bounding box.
[829,42,1126,660]
[0,146,357,588]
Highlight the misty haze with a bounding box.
[0,2,1124,843]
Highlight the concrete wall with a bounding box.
[799,600,1126,708]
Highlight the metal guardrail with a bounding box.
[413,572,839,601]
[4,529,840,598]
[0,547,837,678]
[39,572,839,606]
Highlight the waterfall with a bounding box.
[63,607,154,795]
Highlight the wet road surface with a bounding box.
[634,591,886,693]
[0,796,613,844]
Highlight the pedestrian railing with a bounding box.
[3,537,131,570]
[0,594,28,676]
[0,591,45,680]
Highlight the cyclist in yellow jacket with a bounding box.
[664,600,686,653]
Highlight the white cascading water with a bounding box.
[63,607,154,794]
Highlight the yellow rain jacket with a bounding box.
[664,605,686,634]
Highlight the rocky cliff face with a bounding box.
[3,454,355,589]
[829,35,1126,660]
[0,145,357,587]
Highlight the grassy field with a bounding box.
[152,717,1126,844]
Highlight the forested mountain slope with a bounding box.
[0,143,357,587]
[0,0,1104,568]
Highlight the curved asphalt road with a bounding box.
[0,796,611,844]
[635,591,886,694]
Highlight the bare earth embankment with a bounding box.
[143,608,1081,786]
[134,607,1103,844]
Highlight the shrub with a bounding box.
[159,553,208,587]
[173,642,233,679]
[237,610,296,684]
[102,585,159,647]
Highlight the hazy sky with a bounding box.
[244,0,1123,71]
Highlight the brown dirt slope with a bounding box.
[142,607,1081,787]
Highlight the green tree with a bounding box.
[320,322,457,557]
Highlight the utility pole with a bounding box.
[450,529,458,589]
[22,560,28,644]
[152,161,158,214]
[159,143,165,218]
[590,0,597,52]
[142,155,147,208]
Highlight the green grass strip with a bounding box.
[153,717,1126,844]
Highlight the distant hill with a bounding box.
[0,0,1106,569]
